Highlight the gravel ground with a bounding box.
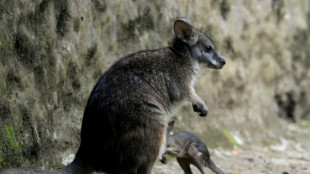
[153,126,310,174]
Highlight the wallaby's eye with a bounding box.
[205,45,213,52]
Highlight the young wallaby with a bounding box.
[1,17,225,174]
[161,121,225,174]
[165,131,226,174]
[161,121,226,174]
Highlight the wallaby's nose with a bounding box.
[220,58,226,65]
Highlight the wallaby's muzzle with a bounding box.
[213,57,226,69]
[220,57,226,65]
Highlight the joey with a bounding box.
[163,121,225,174]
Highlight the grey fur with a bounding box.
[165,131,226,174]
[0,17,225,174]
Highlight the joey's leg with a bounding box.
[188,86,208,116]
[177,158,193,174]
[187,144,206,174]
[190,159,206,174]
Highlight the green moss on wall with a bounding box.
[0,124,24,167]
[5,125,21,151]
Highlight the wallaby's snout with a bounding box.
[208,56,226,69]
[205,49,226,69]
[220,57,226,66]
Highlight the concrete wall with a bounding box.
[0,0,309,169]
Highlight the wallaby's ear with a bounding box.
[173,18,198,45]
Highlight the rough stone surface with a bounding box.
[0,0,310,172]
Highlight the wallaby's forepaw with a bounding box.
[192,103,208,117]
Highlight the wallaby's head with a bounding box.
[173,17,226,69]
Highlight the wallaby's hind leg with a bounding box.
[177,158,193,174]
[136,161,155,174]
[117,114,166,174]
[119,167,137,174]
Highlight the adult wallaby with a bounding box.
[0,17,225,174]
[74,17,225,174]
[161,122,226,174]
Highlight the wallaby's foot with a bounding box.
[160,155,168,164]
[192,103,208,117]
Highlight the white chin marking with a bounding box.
[191,76,196,86]
[210,59,219,68]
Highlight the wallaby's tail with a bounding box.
[207,159,226,174]
[58,156,93,174]
[0,157,92,174]
[0,168,57,174]
[0,167,69,174]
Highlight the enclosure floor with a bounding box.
[153,126,310,174]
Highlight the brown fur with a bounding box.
[74,17,225,174]
[1,17,225,174]
[165,130,226,174]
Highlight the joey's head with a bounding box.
[172,17,226,69]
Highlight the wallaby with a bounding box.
[165,131,226,174]
[161,121,226,174]
[0,17,225,174]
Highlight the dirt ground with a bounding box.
[153,123,310,174]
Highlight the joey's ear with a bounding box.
[173,18,198,45]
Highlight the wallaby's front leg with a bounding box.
[188,86,208,117]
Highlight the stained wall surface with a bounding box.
[0,0,309,168]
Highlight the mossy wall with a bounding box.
[0,0,309,169]
[0,125,23,167]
